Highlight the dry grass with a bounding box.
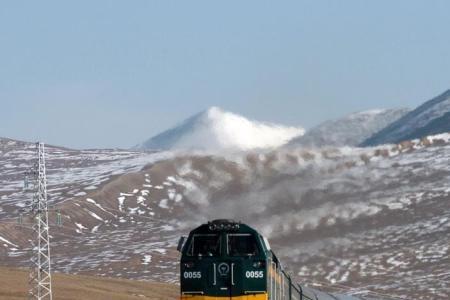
[0,267,178,300]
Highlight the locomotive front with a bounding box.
[178,219,269,299]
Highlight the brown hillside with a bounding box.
[0,267,178,300]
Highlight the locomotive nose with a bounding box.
[208,261,233,296]
[208,258,267,297]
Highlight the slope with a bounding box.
[362,89,450,146]
[0,267,177,300]
[401,111,450,141]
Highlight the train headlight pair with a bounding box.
[208,223,240,231]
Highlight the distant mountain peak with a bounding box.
[136,107,304,151]
[204,106,224,115]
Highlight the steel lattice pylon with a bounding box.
[28,142,53,300]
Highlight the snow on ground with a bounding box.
[0,141,174,219]
[142,255,152,265]
[0,236,18,248]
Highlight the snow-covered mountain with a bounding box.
[288,108,409,148]
[135,107,304,151]
[362,89,450,146]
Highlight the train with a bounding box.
[177,219,361,300]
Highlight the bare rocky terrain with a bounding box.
[1,134,450,299]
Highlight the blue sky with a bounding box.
[1,1,449,149]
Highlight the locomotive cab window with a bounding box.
[187,234,221,256]
[227,234,259,256]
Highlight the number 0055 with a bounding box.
[245,271,264,278]
[183,271,201,279]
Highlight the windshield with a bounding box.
[188,234,221,256]
[227,234,259,256]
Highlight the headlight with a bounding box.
[253,261,265,268]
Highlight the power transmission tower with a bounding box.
[27,142,53,300]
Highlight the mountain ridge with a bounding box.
[288,108,409,148]
[362,89,450,146]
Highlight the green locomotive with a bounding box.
[178,219,361,300]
